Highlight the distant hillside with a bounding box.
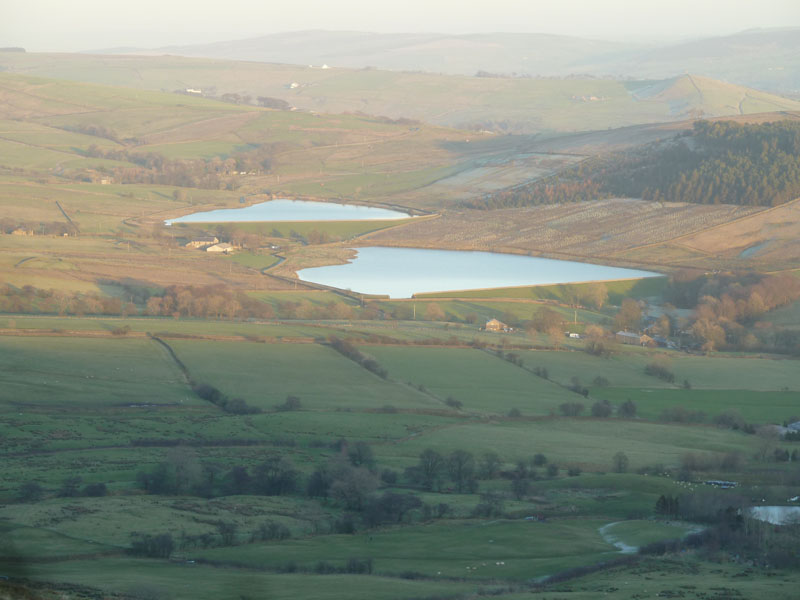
[0,72,474,204]
[148,30,633,77]
[3,53,800,135]
[475,119,800,209]
[87,28,800,94]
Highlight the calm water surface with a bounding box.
[750,506,800,525]
[298,247,660,298]
[165,199,410,224]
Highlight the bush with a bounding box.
[17,481,43,502]
[129,533,174,558]
[644,361,675,383]
[713,409,745,430]
[276,395,302,411]
[559,402,585,417]
[612,452,629,473]
[83,482,107,497]
[591,399,612,418]
[445,396,463,410]
[619,399,637,418]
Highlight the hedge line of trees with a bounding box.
[470,120,800,209]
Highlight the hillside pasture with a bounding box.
[169,340,437,411]
[591,387,800,424]
[196,518,617,580]
[0,336,194,408]
[3,557,474,600]
[519,349,800,391]
[365,345,579,415]
[375,418,760,472]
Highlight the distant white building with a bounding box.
[185,88,202,94]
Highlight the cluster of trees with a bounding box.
[0,284,137,317]
[644,489,800,569]
[556,393,637,419]
[191,382,261,415]
[470,120,800,209]
[79,139,285,190]
[0,282,285,321]
[668,271,800,353]
[145,285,274,321]
[0,217,76,236]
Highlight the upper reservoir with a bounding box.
[165,199,411,225]
[297,247,660,298]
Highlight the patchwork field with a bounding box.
[1,329,799,599]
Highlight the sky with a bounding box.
[4,0,800,52]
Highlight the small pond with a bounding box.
[165,199,411,225]
[297,246,661,298]
[750,506,800,525]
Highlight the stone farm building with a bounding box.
[185,236,218,249]
[615,331,655,346]
[485,318,510,332]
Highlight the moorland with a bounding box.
[1,44,800,600]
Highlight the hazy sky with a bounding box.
[4,0,800,51]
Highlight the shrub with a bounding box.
[612,452,629,473]
[445,396,463,410]
[83,482,107,497]
[644,361,675,383]
[129,533,174,558]
[559,402,585,416]
[619,399,637,418]
[591,399,612,418]
[276,395,302,411]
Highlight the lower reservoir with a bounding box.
[297,246,660,298]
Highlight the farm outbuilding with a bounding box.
[185,236,218,249]
[615,331,655,346]
[485,318,510,332]
[206,242,234,254]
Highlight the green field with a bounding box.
[1,331,798,599]
[169,339,438,411]
[365,345,579,415]
[376,417,761,472]
[592,387,800,423]
[197,518,618,580]
[2,558,474,600]
[0,336,195,408]
[519,349,800,391]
